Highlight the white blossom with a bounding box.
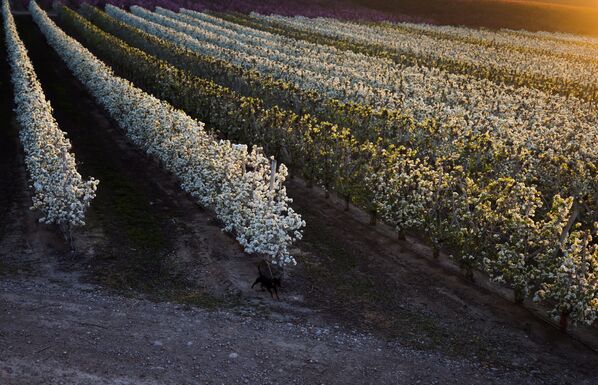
[30,1,304,265]
[2,0,98,230]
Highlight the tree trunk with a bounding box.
[432,243,440,259]
[397,228,406,241]
[369,210,377,226]
[514,288,525,304]
[559,311,569,332]
[554,201,580,259]
[464,266,474,282]
[344,195,350,211]
[59,223,75,253]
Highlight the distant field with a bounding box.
[511,0,597,7]
[355,0,598,36]
[47,0,598,35]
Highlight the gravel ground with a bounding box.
[0,277,545,385]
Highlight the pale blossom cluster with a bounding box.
[504,28,598,47]
[372,157,597,325]
[111,6,597,200]
[139,6,598,158]
[369,148,435,235]
[535,224,598,325]
[374,20,598,61]
[30,1,304,265]
[2,0,98,230]
[254,13,598,90]
[91,4,596,324]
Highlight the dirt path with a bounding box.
[0,15,597,385]
[2,276,539,385]
[0,14,53,283]
[0,23,23,272]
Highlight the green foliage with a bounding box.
[219,11,598,102]
[60,5,598,325]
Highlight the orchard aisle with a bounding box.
[8,14,248,296]
[0,14,26,261]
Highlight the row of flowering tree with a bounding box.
[66,4,598,328]
[2,0,98,244]
[242,12,598,102]
[117,4,596,214]
[29,0,305,266]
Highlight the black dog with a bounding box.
[251,264,281,300]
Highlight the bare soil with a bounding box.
[353,0,598,36]
[0,25,22,269]
[0,15,597,385]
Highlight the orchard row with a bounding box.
[3,0,304,265]
[56,3,597,326]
